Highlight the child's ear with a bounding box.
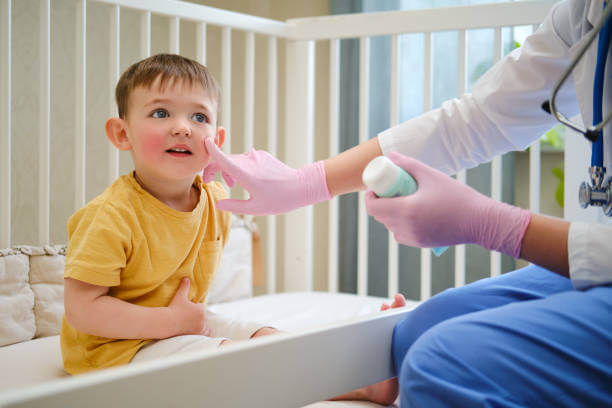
[105,118,131,151]
[215,127,226,149]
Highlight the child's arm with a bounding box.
[64,277,208,339]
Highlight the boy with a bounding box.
[61,54,275,375]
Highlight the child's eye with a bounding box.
[151,109,169,119]
[191,113,208,123]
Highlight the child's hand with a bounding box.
[168,278,210,336]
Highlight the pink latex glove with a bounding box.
[203,138,331,215]
[365,152,531,258]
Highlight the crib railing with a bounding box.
[0,0,557,301]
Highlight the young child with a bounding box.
[61,54,276,375]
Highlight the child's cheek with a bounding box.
[140,132,166,160]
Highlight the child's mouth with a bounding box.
[166,148,192,156]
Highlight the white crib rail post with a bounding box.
[387,34,399,298]
[243,31,255,203]
[1,0,11,248]
[266,36,277,294]
[221,27,231,155]
[328,38,340,294]
[455,29,468,288]
[140,11,151,59]
[420,31,433,301]
[490,26,503,277]
[528,23,540,215]
[169,16,179,54]
[357,36,370,297]
[196,22,206,66]
[284,39,315,292]
[75,0,87,212]
[108,5,120,185]
[243,32,255,152]
[39,0,50,246]
[529,140,541,213]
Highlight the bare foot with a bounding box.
[330,294,407,405]
[380,293,407,311]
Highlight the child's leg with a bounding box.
[205,309,271,340]
[131,335,226,364]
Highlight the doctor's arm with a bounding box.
[520,214,569,278]
[365,153,571,278]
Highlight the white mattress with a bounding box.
[0,292,417,407]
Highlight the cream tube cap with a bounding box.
[362,156,401,196]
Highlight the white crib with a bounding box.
[0,0,578,406]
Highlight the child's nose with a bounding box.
[171,119,191,137]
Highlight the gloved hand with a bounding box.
[203,138,331,215]
[365,152,531,258]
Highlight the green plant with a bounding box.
[541,124,565,149]
[541,125,565,209]
[552,165,564,208]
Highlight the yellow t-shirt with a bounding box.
[60,172,230,375]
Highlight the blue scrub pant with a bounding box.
[392,264,612,407]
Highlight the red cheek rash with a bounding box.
[141,135,166,158]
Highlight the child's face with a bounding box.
[117,77,223,184]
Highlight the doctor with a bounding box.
[203,0,611,406]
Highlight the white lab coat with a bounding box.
[378,0,611,289]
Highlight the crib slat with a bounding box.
[39,0,51,246]
[454,172,467,287]
[140,11,150,59]
[196,22,206,65]
[357,36,370,297]
[387,34,399,298]
[169,16,179,54]
[454,29,468,288]
[266,36,277,294]
[489,26,504,277]
[221,27,231,155]
[244,32,254,151]
[242,31,255,202]
[0,0,10,248]
[108,5,120,185]
[284,39,315,291]
[529,140,541,213]
[328,38,339,294]
[75,0,87,211]
[420,31,433,300]
[530,23,541,214]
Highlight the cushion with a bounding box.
[0,250,35,347]
[206,216,253,304]
[27,246,66,338]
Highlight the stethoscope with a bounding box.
[542,1,612,216]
